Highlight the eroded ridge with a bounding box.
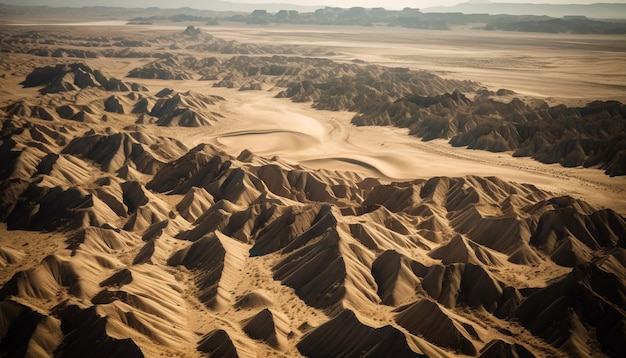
[2,111,625,357]
[1,26,625,358]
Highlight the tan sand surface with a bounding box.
[206,23,626,104]
[1,20,625,358]
[150,86,626,215]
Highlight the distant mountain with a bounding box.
[423,2,626,19]
[0,0,322,13]
[4,1,626,19]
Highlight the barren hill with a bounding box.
[1,24,625,358]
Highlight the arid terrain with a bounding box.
[1,12,625,358]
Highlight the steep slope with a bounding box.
[22,62,147,94]
[297,309,426,357]
[168,232,248,310]
[395,298,479,355]
[353,92,626,176]
[148,91,224,127]
[1,31,625,357]
[241,308,292,350]
[516,251,626,357]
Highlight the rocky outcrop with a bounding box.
[22,62,147,94]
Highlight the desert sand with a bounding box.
[1,16,625,358]
[206,24,626,104]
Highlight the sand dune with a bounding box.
[479,339,535,358]
[235,289,275,310]
[62,130,186,174]
[197,328,255,358]
[175,186,214,223]
[148,91,224,127]
[0,246,26,268]
[396,298,479,355]
[516,253,626,356]
[0,299,62,357]
[168,232,248,311]
[22,62,147,95]
[371,250,424,306]
[429,234,507,267]
[0,22,625,358]
[241,308,291,350]
[297,309,425,357]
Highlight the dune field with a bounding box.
[1,15,625,358]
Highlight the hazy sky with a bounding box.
[6,0,626,10]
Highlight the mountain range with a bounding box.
[2,1,626,19]
[423,2,626,19]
